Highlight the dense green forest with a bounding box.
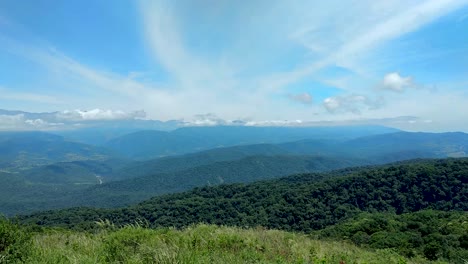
[22,158,467,230]
[65,155,360,208]
[0,154,359,216]
[316,210,468,261]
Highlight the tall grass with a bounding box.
[22,224,445,264]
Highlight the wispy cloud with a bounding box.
[0,86,60,104]
[0,33,184,118]
[263,0,468,91]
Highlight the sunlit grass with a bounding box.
[25,224,444,264]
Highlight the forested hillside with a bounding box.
[316,210,468,261]
[62,155,359,208]
[113,143,294,180]
[1,130,467,217]
[0,131,117,171]
[1,155,357,215]
[22,159,132,184]
[21,158,468,231]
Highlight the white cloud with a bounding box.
[0,114,61,130]
[381,72,414,92]
[56,109,146,121]
[288,92,313,104]
[24,118,46,126]
[0,109,150,131]
[0,114,25,129]
[323,94,381,114]
[245,120,304,126]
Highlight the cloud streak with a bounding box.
[262,0,468,91]
[0,86,60,104]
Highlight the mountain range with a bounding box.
[0,126,467,216]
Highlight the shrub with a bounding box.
[0,217,32,262]
[423,242,441,261]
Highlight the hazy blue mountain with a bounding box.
[279,131,468,163]
[0,109,182,145]
[54,119,182,145]
[22,159,134,185]
[105,125,399,159]
[342,131,468,160]
[105,130,204,159]
[0,131,118,171]
[114,143,290,180]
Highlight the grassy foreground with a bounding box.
[4,223,448,264]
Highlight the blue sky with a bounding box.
[0,0,467,131]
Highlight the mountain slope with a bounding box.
[64,155,361,208]
[279,132,468,163]
[343,132,468,161]
[105,125,399,159]
[22,159,133,184]
[0,154,361,216]
[0,131,117,171]
[114,143,292,180]
[20,158,468,232]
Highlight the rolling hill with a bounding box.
[61,154,362,208]
[0,131,118,171]
[2,131,468,216]
[21,159,133,184]
[279,131,468,163]
[20,158,468,231]
[0,154,361,215]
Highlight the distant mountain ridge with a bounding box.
[105,125,400,159]
[0,131,117,171]
[279,131,468,163]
